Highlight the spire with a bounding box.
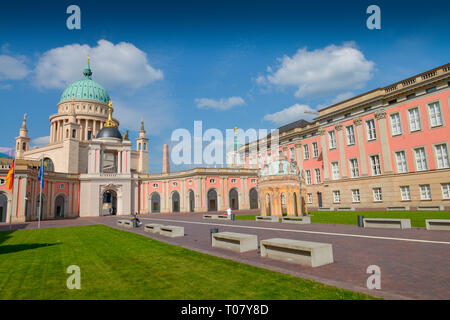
[104,100,117,128]
[21,114,27,130]
[233,126,238,151]
[83,55,92,79]
[140,117,145,132]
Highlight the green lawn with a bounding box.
[236,211,449,227]
[0,225,376,300]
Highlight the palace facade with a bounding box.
[0,62,449,223]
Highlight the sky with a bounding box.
[0,0,449,172]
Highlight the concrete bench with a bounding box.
[255,216,279,222]
[426,219,450,231]
[159,225,184,238]
[203,214,220,219]
[260,238,334,267]
[212,232,258,253]
[281,216,311,224]
[117,219,134,229]
[203,214,232,220]
[363,218,411,229]
[144,223,164,234]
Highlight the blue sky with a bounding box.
[0,0,449,172]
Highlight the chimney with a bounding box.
[162,144,170,173]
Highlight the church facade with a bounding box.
[0,62,449,223]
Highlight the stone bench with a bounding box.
[144,223,164,234]
[260,238,334,267]
[363,218,411,229]
[117,219,134,229]
[425,219,450,231]
[212,232,258,253]
[255,216,279,222]
[203,214,232,220]
[159,225,184,238]
[281,216,311,224]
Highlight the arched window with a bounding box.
[151,193,160,213]
[43,158,54,172]
[249,188,258,209]
[207,189,218,211]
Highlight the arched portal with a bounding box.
[189,190,195,212]
[172,191,180,213]
[102,190,117,215]
[151,192,160,213]
[207,189,218,212]
[229,188,239,210]
[0,193,7,222]
[265,193,271,216]
[249,188,258,209]
[55,195,65,218]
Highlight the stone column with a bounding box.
[354,118,368,176]
[319,128,330,181]
[294,140,302,170]
[336,123,347,178]
[375,109,393,174]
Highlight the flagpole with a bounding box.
[8,155,17,231]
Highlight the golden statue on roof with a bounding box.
[104,100,117,128]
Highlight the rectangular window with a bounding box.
[312,142,319,158]
[428,102,443,127]
[352,189,360,203]
[331,162,340,180]
[400,186,411,201]
[328,131,337,149]
[289,147,295,161]
[333,190,341,203]
[305,170,312,185]
[370,155,382,176]
[408,108,421,132]
[373,188,383,202]
[390,113,402,136]
[435,144,450,169]
[303,144,309,160]
[307,193,313,204]
[314,168,321,184]
[414,147,428,171]
[366,119,377,141]
[442,183,450,200]
[349,158,360,178]
[420,185,431,200]
[395,151,408,173]
[346,125,355,145]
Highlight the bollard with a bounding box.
[210,228,219,243]
[358,215,364,227]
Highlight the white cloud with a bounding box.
[34,39,163,89]
[31,136,50,148]
[263,104,317,126]
[195,96,246,111]
[0,54,30,81]
[331,91,355,104]
[258,43,375,98]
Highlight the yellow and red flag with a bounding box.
[6,160,14,192]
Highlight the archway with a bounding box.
[265,193,271,216]
[0,193,7,222]
[55,195,65,218]
[151,192,160,213]
[172,191,180,212]
[207,189,218,212]
[293,192,298,216]
[189,190,195,212]
[229,188,239,210]
[102,190,117,215]
[249,188,258,209]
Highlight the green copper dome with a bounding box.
[59,60,110,104]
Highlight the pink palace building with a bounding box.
[0,62,449,223]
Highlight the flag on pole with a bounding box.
[6,160,14,192]
[38,158,44,190]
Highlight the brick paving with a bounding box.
[1,213,449,300]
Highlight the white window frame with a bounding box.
[349,158,360,178]
[400,186,411,201]
[414,147,428,171]
[314,168,321,184]
[435,144,450,169]
[366,119,377,141]
[370,155,382,176]
[352,189,360,203]
[312,142,319,158]
[408,107,421,132]
[373,188,383,202]
[390,113,402,136]
[420,185,431,200]
[331,162,340,180]
[333,190,341,203]
[305,170,312,185]
[395,151,408,173]
[346,125,355,145]
[289,147,295,161]
[442,183,450,200]
[428,101,443,127]
[307,193,313,204]
[303,144,309,160]
[328,131,337,149]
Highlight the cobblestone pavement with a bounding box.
[2,213,450,300]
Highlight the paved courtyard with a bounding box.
[1,213,450,300]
